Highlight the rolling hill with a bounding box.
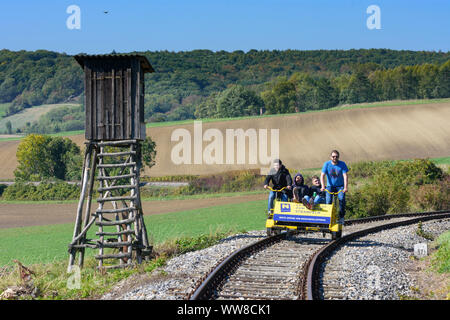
[0,100,449,180]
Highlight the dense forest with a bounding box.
[1,48,449,133]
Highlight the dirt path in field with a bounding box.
[0,193,266,229]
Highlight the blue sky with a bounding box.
[0,0,448,54]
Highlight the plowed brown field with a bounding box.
[0,102,449,179]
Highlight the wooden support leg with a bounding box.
[79,145,98,268]
[68,144,93,272]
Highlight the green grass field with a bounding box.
[0,103,11,118]
[431,156,450,166]
[0,189,265,204]
[0,199,267,266]
[0,103,79,134]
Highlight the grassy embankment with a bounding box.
[431,231,450,274]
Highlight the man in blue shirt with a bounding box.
[320,150,348,225]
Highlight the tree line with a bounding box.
[0,50,83,116]
[194,60,450,118]
[1,49,449,132]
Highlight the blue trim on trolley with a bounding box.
[273,214,331,224]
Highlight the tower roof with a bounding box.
[74,54,154,73]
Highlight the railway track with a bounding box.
[188,210,450,300]
[303,210,450,300]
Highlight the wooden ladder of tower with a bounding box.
[68,140,152,271]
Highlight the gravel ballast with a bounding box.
[102,218,449,300]
[102,231,267,300]
[321,218,450,300]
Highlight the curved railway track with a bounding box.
[188,210,450,300]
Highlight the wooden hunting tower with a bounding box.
[74,54,154,141]
[68,55,154,271]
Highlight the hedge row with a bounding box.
[346,159,449,218]
[1,182,80,201]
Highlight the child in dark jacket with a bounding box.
[303,175,326,209]
[292,173,309,203]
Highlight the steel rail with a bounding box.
[188,232,286,300]
[303,210,450,300]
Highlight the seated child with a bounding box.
[302,176,325,209]
[292,173,309,203]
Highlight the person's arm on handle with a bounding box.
[320,172,326,192]
[286,173,292,189]
[343,172,348,193]
[264,174,271,189]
